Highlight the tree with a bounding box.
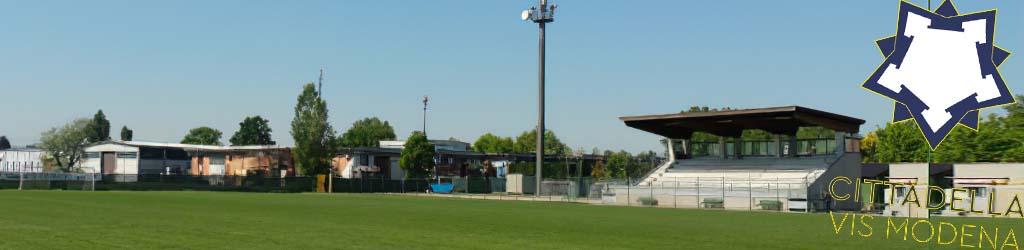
[229,116,275,146]
[86,110,111,143]
[339,117,396,148]
[399,131,435,178]
[120,126,133,141]
[38,118,91,172]
[869,122,930,163]
[1000,94,1024,162]
[291,83,337,175]
[860,93,1024,164]
[860,131,878,163]
[181,127,223,145]
[512,129,570,155]
[590,159,608,179]
[0,136,10,150]
[472,133,514,153]
[605,150,634,179]
[633,150,659,177]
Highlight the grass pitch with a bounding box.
[0,191,1019,250]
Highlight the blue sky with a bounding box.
[0,0,1020,153]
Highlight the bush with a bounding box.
[759,200,782,211]
[638,197,658,206]
[702,198,724,209]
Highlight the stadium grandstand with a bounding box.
[618,106,864,212]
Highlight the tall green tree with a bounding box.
[605,150,635,179]
[229,116,275,146]
[120,126,133,141]
[86,110,111,143]
[399,131,435,178]
[291,83,337,175]
[512,129,570,155]
[590,159,608,179]
[860,131,879,163]
[1001,94,1024,161]
[181,127,223,145]
[863,94,1024,163]
[0,136,10,150]
[870,122,930,163]
[38,118,92,172]
[339,117,396,148]
[472,133,514,153]
[971,114,1019,162]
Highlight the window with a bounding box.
[210,155,226,165]
[86,152,100,159]
[895,187,907,198]
[359,155,369,166]
[968,187,988,198]
[116,152,137,159]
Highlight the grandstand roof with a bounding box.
[619,106,864,139]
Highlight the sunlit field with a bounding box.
[0,191,1019,249]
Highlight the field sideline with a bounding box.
[0,191,1017,250]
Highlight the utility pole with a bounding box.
[522,0,556,197]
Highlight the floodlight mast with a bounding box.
[523,0,555,197]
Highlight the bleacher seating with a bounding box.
[641,156,830,188]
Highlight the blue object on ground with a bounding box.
[430,183,454,194]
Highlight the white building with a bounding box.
[0,148,45,173]
[79,141,193,175]
[882,163,1024,218]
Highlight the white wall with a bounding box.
[82,143,140,174]
[341,159,355,178]
[0,150,45,173]
[954,163,1024,181]
[85,144,140,153]
[884,163,930,218]
[948,164,1024,217]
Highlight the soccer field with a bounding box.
[0,191,1017,250]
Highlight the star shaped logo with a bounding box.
[863,0,1014,149]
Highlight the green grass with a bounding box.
[1,191,1021,250]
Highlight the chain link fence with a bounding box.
[1,172,816,212]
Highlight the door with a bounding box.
[374,156,390,179]
[102,152,117,174]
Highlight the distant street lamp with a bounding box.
[522,0,556,197]
[422,95,429,136]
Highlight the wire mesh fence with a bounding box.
[0,172,816,212]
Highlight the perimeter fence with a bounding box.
[1,172,820,212]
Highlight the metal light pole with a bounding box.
[422,95,429,136]
[522,0,556,197]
